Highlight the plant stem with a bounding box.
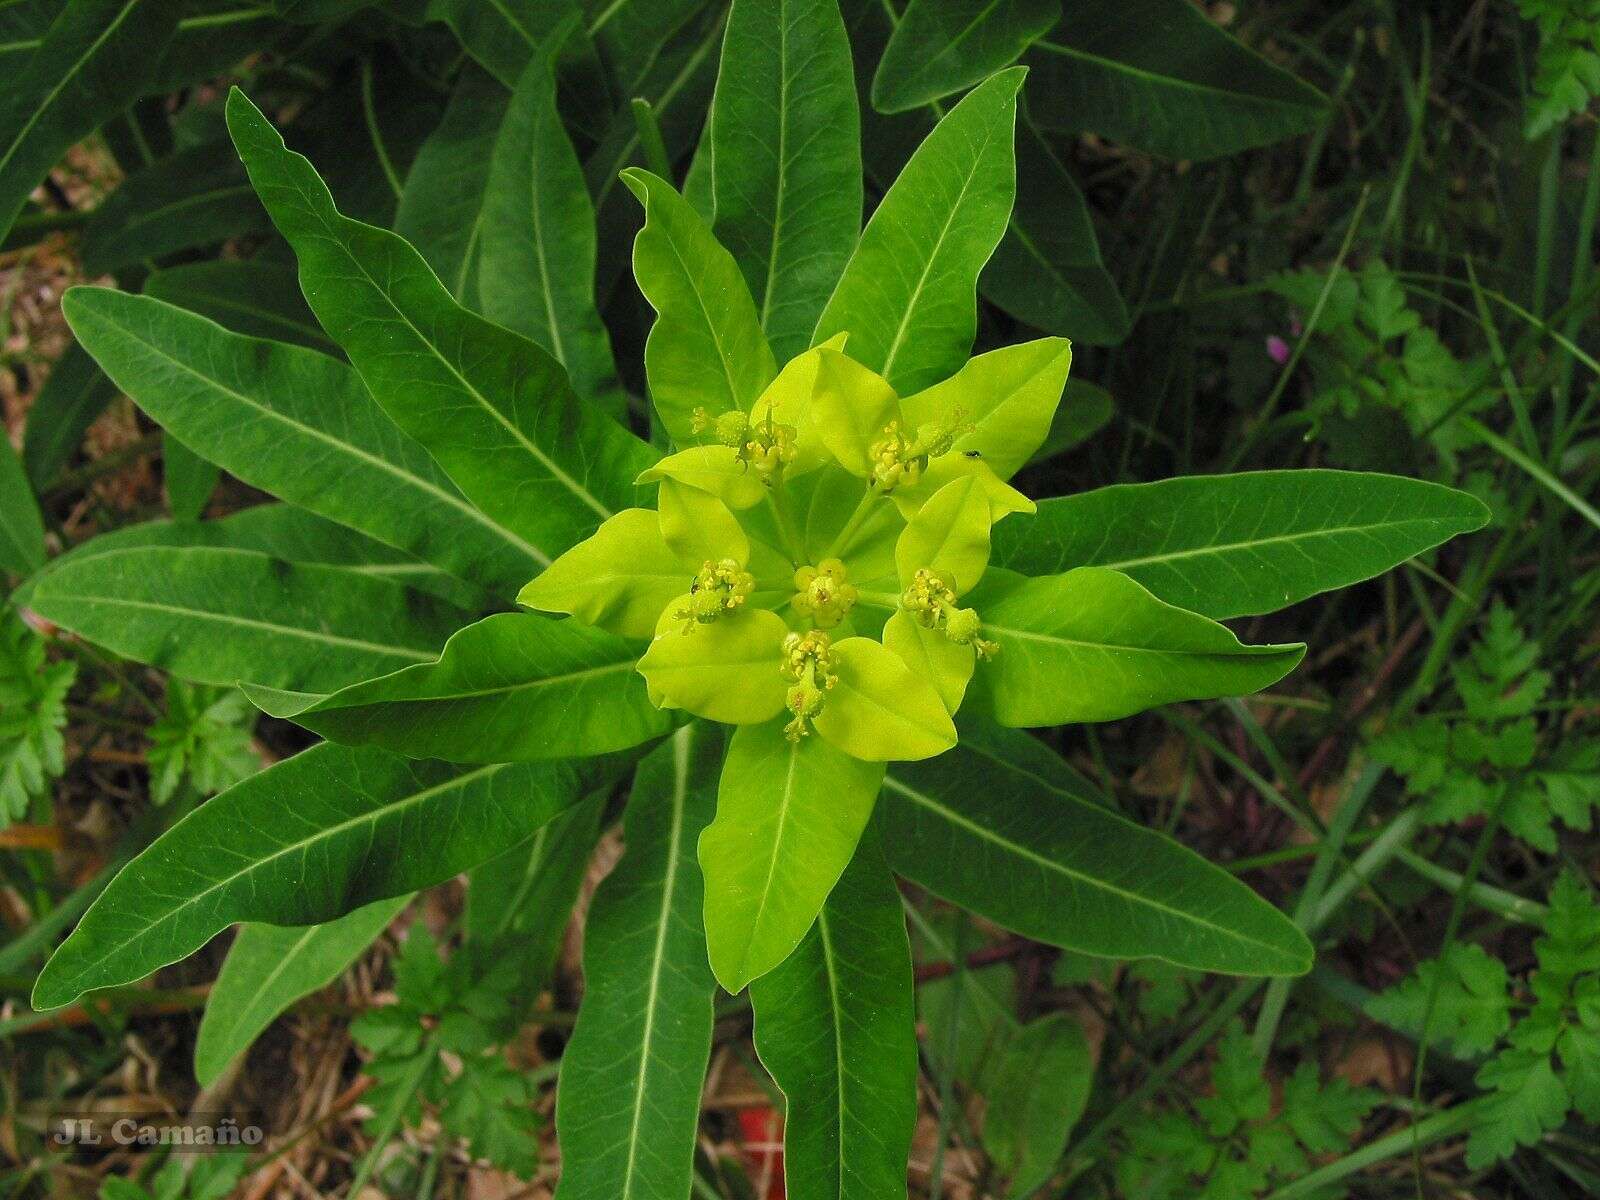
[823,487,882,562]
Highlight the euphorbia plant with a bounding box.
[24,17,1488,1199]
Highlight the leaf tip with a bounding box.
[29,961,76,1013]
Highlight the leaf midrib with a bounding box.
[0,0,141,180]
[272,144,613,523]
[739,737,802,982]
[1032,38,1322,110]
[46,762,508,999]
[881,774,1297,963]
[985,617,1293,660]
[37,590,438,663]
[319,657,638,709]
[209,924,319,1053]
[1087,517,1460,572]
[876,90,1008,383]
[620,726,692,1200]
[82,301,547,564]
[101,182,257,246]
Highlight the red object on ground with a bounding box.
[736,1105,785,1200]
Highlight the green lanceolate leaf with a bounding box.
[0,0,180,244]
[1025,0,1327,160]
[881,720,1312,975]
[33,744,588,1010]
[554,725,720,1200]
[394,65,508,306]
[225,89,656,564]
[700,717,885,992]
[20,341,119,488]
[466,792,605,986]
[424,0,568,88]
[143,261,334,351]
[163,436,218,521]
[749,825,917,1200]
[194,895,410,1086]
[872,0,1058,114]
[0,431,44,577]
[481,52,616,399]
[814,67,1022,394]
[254,613,672,762]
[992,470,1492,620]
[15,505,486,615]
[62,286,541,599]
[711,0,861,362]
[982,1012,1092,1196]
[981,119,1128,345]
[80,141,270,275]
[972,567,1304,726]
[623,167,777,446]
[27,546,466,693]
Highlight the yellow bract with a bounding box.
[521,336,1068,763]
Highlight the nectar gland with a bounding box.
[790,559,858,628]
[780,629,837,740]
[901,568,998,659]
[674,558,755,632]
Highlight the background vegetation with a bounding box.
[1,0,1597,1196]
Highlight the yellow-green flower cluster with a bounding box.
[519,335,1073,763]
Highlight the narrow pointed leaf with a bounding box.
[0,432,44,576]
[623,167,777,446]
[226,88,655,564]
[554,725,720,1200]
[33,745,588,1010]
[815,67,1022,393]
[62,286,541,598]
[394,65,508,305]
[881,720,1312,975]
[982,1012,1092,1196]
[991,471,1492,619]
[980,120,1128,345]
[711,0,861,361]
[163,436,218,521]
[15,505,486,615]
[28,546,465,693]
[20,341,119,488]
[424,0,569,87]
[700,718,884,992]
[481,52,616,399]
[750,826,917,1200]
[1025,0,1327,160]
[588,8,724,299]
[0,0,179,243]
[972,566,1305,726]
[194,895,410,1086]
[80,141,269,275]
[465,793,605,988]
[264,612,672,762]
[872,0,1058,113]
[143,261,334,352]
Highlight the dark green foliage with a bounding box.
[1374,606,1599,853]
[1118,1022,1378,1199]
[0,609,74,826]
[145,680,259,805]
[352,927,543,1177]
